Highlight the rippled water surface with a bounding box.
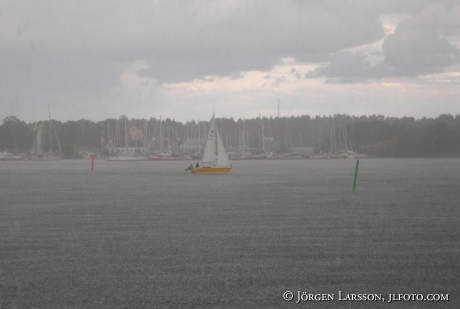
[1,159,459,308]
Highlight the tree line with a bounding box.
[1,114,459,158]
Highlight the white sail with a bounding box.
[201,116,216,166]
[191,114,231,173]
[216,126,230,167]
[31,123,44,156]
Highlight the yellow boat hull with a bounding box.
[190,166,231,174]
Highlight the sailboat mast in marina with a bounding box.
[190,114,231,174]
[31,123,44,157]
[30,106,63,160]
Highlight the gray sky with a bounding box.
[1,0,460,123]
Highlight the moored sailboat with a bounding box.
[30,106,63,160]
[190,114,231,174]
[107,117,148,161]
[148,153,181,161]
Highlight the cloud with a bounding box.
[117,1,386,83]
[1,0,460,121]
[306,52,378,83]
[383,18,459,75]
[228,72,245,80]
[307,2,460,83]
[0,0,390,95]
[273,76,286,86]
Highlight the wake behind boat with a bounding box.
[190,114,231,174]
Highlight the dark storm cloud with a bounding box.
[306,52,376,83]
[1,0,422,91]
[307,2,460,83]
[383,18,459,75]
[229,72,245,80]
[135,0,384,83]
[0,50,123,94]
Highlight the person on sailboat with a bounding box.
[185,163,193,171]
[195,162,200,168]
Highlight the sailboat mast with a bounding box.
[176,127,179,154]
[167,122,170,153]
[107,119,110,150]
[312,121,315,152]
[160,117,163,153]
[285,119,288,153]
[261,118,265,152]
[243,121,246,154]
[198,122,201,153]
[116,122,119,148]
[214,115,218,164]
[124,117,128,148]
[48,104,52,153]
[329,126,332,153]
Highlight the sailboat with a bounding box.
[107,117,148,161]
[190,114,231,174]
[30,106,63,160]
[30,123,44,158]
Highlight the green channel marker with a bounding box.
[353,159,360,192]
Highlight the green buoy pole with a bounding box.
[353,159,360,192]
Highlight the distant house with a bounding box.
[129,126,143,141]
